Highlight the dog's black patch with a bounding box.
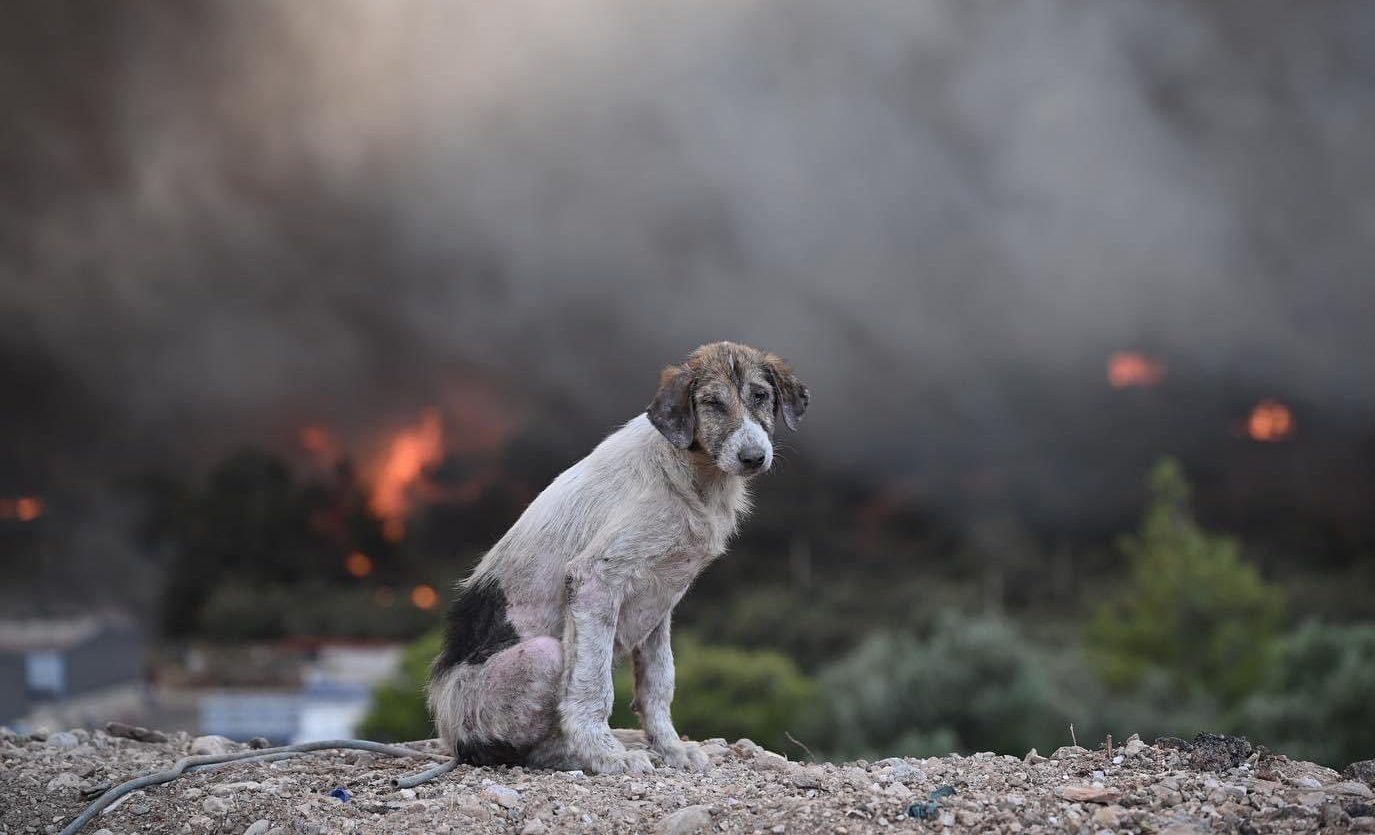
[454,738,528,767]
[433,579,520,672]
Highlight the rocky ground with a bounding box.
[2,725,1374,835]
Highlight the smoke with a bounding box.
[3,1,1375,519]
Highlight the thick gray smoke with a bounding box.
[3,1,1374,517]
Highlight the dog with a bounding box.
[426,341,808,774]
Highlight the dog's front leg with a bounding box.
[559,573,654,775]
[632,615,710,771]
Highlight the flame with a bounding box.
[345,551,374,578]
[411,584,439,610]
[370,408,445,541]
[0,497,44,522]
[299,425,340,465]
[1108,352,1166,389]
[1248,399,1295,442]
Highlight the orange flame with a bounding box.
[1248,400,1295,442]
[345,551,374,578]
[0,497,44,522]
[411,584,439,610]
[371,409,445,541]
[1108,352,1166,389]
[299,425,340,465]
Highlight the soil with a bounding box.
[3,726,1374,834]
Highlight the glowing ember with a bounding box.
[1248,399,1295,442]
[411,584,439,610]
[345,551,374,578]
[299,425,340,464]
[0,497,44,522]
[371,409,445,542]
[1108,352,1166,389]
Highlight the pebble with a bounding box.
[519,819,547,835]
[190,735,235,756]
[1328,781,1375,799]
[1051,745,1089,760]
[45,772,81,793]
[481,784,522,808]
[46,732,80,749]
[1346,759,1375,786]
[202,796,232,815]
[243,820,271,835]
[657,804,712,835]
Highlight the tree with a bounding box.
[1087,458,1284,706]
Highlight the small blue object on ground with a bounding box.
[906,785,956,821]
[329,787,353,803]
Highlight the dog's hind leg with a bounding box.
[428,636,562,765]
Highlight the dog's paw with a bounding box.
[656,740,711,773]
[583,748,655,775]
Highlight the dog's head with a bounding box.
[647,341,809,477]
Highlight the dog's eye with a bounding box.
[699,396,724,410]
[752,389,770,405]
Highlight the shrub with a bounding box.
[1235,620,1375,767]
[803,611,1092,759]
[1087,459,1284,706]
[357,629,442,742]
[610,635,815,753]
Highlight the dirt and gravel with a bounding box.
[3,724,1374,834]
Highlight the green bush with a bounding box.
[1087,459,1285,706]
[357,629,442,742]
[361,630,815,752]
[1235,620,1375,767]
[803,611,1092,759]
[610,634,815,753]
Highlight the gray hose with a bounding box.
[392,757,458,789]
[58,739,450,835]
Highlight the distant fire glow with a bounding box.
[1248,400,1295,442]
[299,425,340,465]
[371,408,445,542]
[411,584,439,610]
[345,551,374,578]
[0,497,45,522]
[1108,352,1166,389]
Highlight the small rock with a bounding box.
[46,731,80,749]
[243,820,270,835]
[190,735,235,756]
[105,722,169,744]
[1023,748,1046,764]
[1051,745,1088,760]
[454,800,493,820]
[30,726,50,741]
[128,802,150,816]
[93,830,116,835]
[202,796,231,815]
[481,784,522,808]
[248,736,272,749]
[731,739,764,758]
[46,772,82,793]
[753,751,792,772]
[1346,760,1375,787]
[1188,733,1253,771]
[519,820,547,835]
[1057,785,1122,804]
[398,788,416,800]
[1328,781,1375,799]
[1295,776,1323,790]
[791,767,826,789]
[657,804,712,835]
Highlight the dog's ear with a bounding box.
[647,364,696,449]
[763,353,809,431]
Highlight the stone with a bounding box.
[45,772,82,793]
[190,735,235,756]
[481,784,522,808]
[454,799,493,820]
[243,821,271,835]
[1051,745,1089,760]
[105,722,169,744]
[657,804,712,835]
[1328,781,1375,799]
[46,732,79,749]
[1057,785,1122,804]
[791,767,826,789]
[1346,760,1375,786]
[753,752,793,772]
[519,820,547,835]
[202,796,232,815]
[1023,748,1046,764]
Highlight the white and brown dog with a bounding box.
[427,341,808,774]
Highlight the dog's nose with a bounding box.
[738,447,766,472]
